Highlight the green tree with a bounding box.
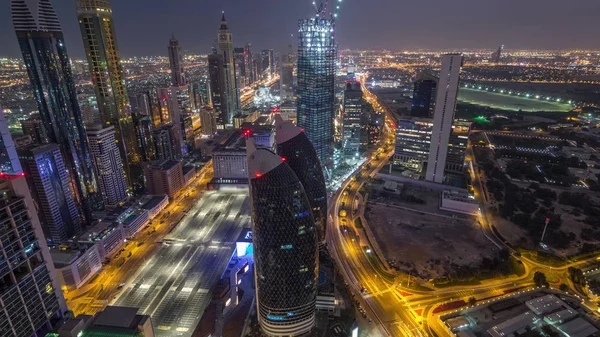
[534,272,549,287]
[559,283,569,292]
[468,297,477,306]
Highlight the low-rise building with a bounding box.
[76,220,126,259]
[54,306,154,337]
[557,317,598,337]
[144,160,184,198]
[51,244,102,290]
[440,190,479,215]
[487,311,539,337]
[183,165,196,185]
[138,194,169,219]
[116,207,150,238]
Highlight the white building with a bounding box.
[51,244,102,290]
[138,194,169,219]
[77,220,126,259]
[87,126,128,206]
[116,207,150,238]
[426,54,463,183]
[440,190,479,215]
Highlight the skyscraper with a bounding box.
[244,43,255,83]
[20,115,49,145]
[275,116,328,242]
[157,87,186,158]
[208,53,229,128]
[217,13,240,124]
[19,143,83,244]
[297,17,336,170]
[0,109,22,175]
[410,72,438,118]
[76,0,141,185]
[234,47,248,89]
[87,126,128,206]
[342,81,363,160]
[168,35,186,86]
[426,54,463,183]
[280,52,295,103]
[152,124,179,161]
[247,140,318,336]
[261,49,275,77]
[491,44,504,63]
[0,172,67,336]
[200,107,217,136]
[11,0,102,219]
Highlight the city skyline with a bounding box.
[2,0,600,58]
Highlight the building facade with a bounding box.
[247,143,318,336]
[12,0,102,220]
[19,143,83,244]
[394,118,434,173]
[297,17,336,170]
[275,116,328,242]
[0,174,67,336]
[76,0,141,186]
[86,126,128,206]
[426,54,463,183]
[0,109,22,174]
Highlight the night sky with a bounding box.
[1,0,599,58]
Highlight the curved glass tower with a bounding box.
[247,141,318,336]
[275,115,328,242]
[11,0,102,220]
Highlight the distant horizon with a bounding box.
[1,0,599,59]
[3,47,600,60]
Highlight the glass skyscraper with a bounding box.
[410,72,438,118]
[247,141,318,336]
[275,116,328,242]
[11,0,102,220]
[342,81,363,160]
[297,17,336,170]
[76,0,141,187]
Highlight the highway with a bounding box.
[112,191,250,337]
[64,163,214,316]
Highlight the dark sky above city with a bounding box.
[1,0,599,58]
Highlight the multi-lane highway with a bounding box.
[64,163,214,315]
[112,191,250,337]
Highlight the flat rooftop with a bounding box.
[138,195,168,211]
[148,160,180,171]
[93,306,139,329]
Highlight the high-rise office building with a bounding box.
[261,49,275,77]
[275,116,327,242]
[491,44,504,63]
[157,87,187,158]
[129,92,152,116]
[168,35,186,87]
[76,0,141,185]
[410,72,438,118]
[280,52,295,103]
[20,115,49,145]
[342,81,363,160]
[234,47,248,89]
[152,124,178,161]
[0,171,67,336]
[0,109,22,175]
[208,53,229,128]
[200,107,217,136]
[445,120,471,185]
[426,54,463,183]
[244,43,255,83]
[394,118,434,173]
[86,126,128,206]
[297,17,336,170]
[19,143,83,244]
[133,115,156,162]
[11,0,102,219]
[217,13,240,124]
[247,140,318,336]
